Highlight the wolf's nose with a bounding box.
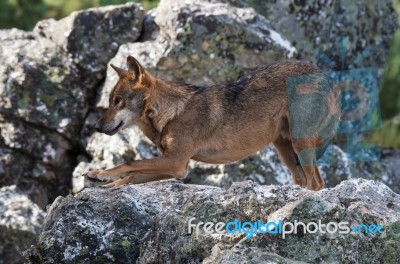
[94,122,102,133]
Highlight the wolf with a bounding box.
[85,56,339,190]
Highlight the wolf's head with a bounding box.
[94,56,152,135]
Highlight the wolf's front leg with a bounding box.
[83,156,189,187]
[84,169,121,182]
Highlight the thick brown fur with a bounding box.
[85,56,338,190]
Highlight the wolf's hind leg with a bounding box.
[292,137,325,191]
[273,135,307,187]
[302,165,324,191]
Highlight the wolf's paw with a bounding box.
[83,169,111,182]
[100,176,133,188]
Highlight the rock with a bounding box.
[97,0,296,108]
[203,246,308,263]
[207,0,247,7]
[185,146,291,188]
[0,117,72,166]
[0,28,34,42]
[0,142,71,208]
[139,9,159,42]
[0,3,145,207]
[318,145,400,193]
[0,2,144,137]
[381,148,400,193]
[187,144,400,194]
[213,0,398,78]
[34,3,144,82]
[0,185,45,264]
[189,142,400,191]
[0,30,84,138]
[25,179,400,263]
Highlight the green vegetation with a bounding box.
[0,0,399,147]
[381,1,400,120]
[368,0,400,148]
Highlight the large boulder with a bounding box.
[0,29,83,139]
[212,0,398,77]
[0,3,145,207]
[0,185,45,264]
[0,4,145,259]
[34,4,144,83]
[24,179,400,263]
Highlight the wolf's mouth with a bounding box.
[106,121,124,135]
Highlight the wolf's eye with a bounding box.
[114,97,123,105]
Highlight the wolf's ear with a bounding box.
[127,56,144,80]
[110,64,127,78]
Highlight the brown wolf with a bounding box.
[85,56,338,190]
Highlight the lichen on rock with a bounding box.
[0,2,145,206]
[24,179,400,263]
[213,0,398,79]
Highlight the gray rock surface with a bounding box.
[213,0,398,78]
[0,5,144,262]
[203,246,308,264]
[0,185,45,264]
[0,3,144,207]
[25,179,400,263]
[381,148,400,185]
[34,4,144,82]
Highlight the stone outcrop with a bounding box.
[212,0,399,78]
[0,186,45,264]
[25,179,400,263]
[0,4,144,263]
[0,3,144,207]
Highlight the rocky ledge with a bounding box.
[25,178,400,263]
[0,186,45,264]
